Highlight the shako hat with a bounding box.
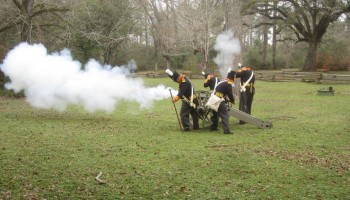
[202,71,210,79]
[227,70,236,80]
[165,69,181,82]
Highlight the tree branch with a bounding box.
[31,7,70,19]
[0,21,22,33]
[11,0,22,10]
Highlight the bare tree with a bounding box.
[271,1,277,69]
[69,0,136,64]
[0,0,69,43]
[246,0,350,71]
[137,0,246,72]
[138,0,168,70]
[223,0,244,67]
[161,0,182,68]
[176,0,223,71]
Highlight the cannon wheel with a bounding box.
[194,90,214,128]
[191,90,234,128]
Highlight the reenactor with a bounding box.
[166,69,199,131]
[235,63,255,124]
[210,70,236,134]
[202,71,220,90]
[202,71,220,130]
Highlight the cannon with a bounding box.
[194,90,272,129]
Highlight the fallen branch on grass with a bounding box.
[95,171,106,184]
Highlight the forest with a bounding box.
[0,0,350,76]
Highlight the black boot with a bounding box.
[210,124,218,131]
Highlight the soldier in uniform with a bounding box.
[202,71,220,90]
[235,63,255,124]
[166,69,199,131]
[202,71,220,129]
[210,70,236,134]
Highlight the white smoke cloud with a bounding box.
[0,42,174,113]
[213,30,241,77]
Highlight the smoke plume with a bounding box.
[0,42,173,113]
[213,30,241,77]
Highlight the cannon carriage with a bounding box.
[192,90,272,129]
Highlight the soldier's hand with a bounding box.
[224,96,229,102]
[172,96,180,102]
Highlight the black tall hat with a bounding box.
[171,71,180,81]
[165,69,181,82]
[202,71,210,79]
[227,71,236,80]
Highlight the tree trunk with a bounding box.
[103,47,112,65]
[262,4,269,69]
[271,24,276,69]
[166,57,170,69]
[223,0,229,31]
[271,33,277,69]
[284,42,292,68]
[262,25,268,69]
[303,40,318,71]
[271,2,277,70]
[249,28,253,48]
[153,37,158,72]
[223,0,243,67]
[204,19,210,67]
[20,0,34,43]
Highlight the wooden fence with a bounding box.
[138,70,350,84]
[255,70,350,84]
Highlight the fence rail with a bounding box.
[255,71,350,84]
[137,70,350,84]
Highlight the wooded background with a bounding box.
[0,0,349,75]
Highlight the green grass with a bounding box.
[1,78,350,199]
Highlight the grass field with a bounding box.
[1,78,350,199]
